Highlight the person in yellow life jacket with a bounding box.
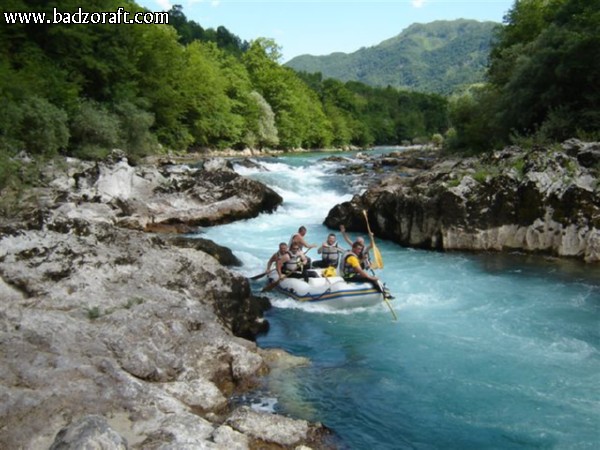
[313,233,345,268]
[339,224,372,270]
[342,241,391,298]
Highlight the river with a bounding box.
[200,149,600,449]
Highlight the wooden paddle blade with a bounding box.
[362,209,384,269]
[372,244,384,269]
[250,271,267,280]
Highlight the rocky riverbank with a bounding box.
[0,154,333,449]
[325,139,599,262]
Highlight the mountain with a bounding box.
[285,19,499,95]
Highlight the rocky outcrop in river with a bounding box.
[325,140,599,262]
[41,153,283,232]
[0,154,331,449]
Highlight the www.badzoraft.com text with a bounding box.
[3,8,169,25]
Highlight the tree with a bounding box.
[246,91,279,148]
[488,0,600,143]
[243,39,332,149]
[180,42,241,148]
[134,24,190,149]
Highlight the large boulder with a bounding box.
[325,141,599,262]
[0,215,270,447]
[36,154,283,232]
[0,154,328,449]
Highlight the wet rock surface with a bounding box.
[325,140,599,262]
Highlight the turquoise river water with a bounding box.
[199,149,600,449]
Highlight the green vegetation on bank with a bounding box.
[446,0,600,152]
[0,0,448,179]
[297,72,448,146]
[1,0,598,203]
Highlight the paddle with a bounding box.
[249,269,274,280]
[383,296,398,321]
[261,274,287,292]
[374,278,397,321]
[362,210,384,269]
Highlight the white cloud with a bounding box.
[412,0,426,8]
[156,0,172,10]
[211,0,221,6]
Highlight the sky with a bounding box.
[136,0,515,63]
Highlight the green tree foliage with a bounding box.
[0,0,452,163]
[450,0,600,152]
[245,91,279,149]
[2,96,69,156]
[0,0,150,154]
[300,74,449,147]
[70,100,120,157]
[446,85,504,153]
[167,4,205,44]
[243,39,333,148]
[167,5,248,54]
[113,101,158,160]
[180,42,243,149]
[492,0,600,140]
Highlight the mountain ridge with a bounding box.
[285,19,499,95]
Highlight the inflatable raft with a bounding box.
[265,268,385,309]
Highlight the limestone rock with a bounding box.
[0,154,332,449]
[227,406,310,447]
[326,142,599,262]
[32,155,283,233]
[170,235,243,267]
[49,415,127,450]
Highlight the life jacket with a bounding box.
[282,250,304,274]
[342,251,361,278]
[361,251,372,270]
[320,241,341,266]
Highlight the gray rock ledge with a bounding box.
[0,155,330,449]
[326,140,599,262]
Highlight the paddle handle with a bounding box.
[362,210,373,235]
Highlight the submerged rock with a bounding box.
[325,141,599,262]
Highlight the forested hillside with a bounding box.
[1,0,598,195]
[285,20,498,95]
[0,0,448,192]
